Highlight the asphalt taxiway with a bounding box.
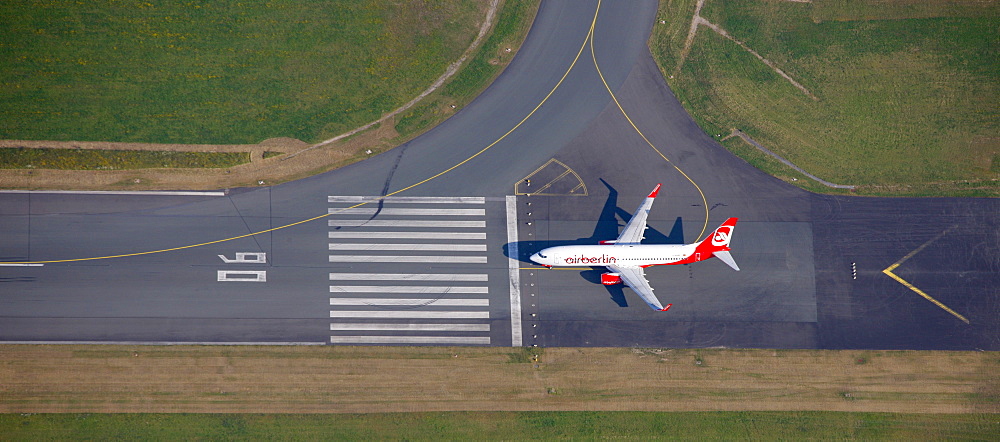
[511,45,997,350]
[1,0,997,349]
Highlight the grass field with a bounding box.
[650,0,998,196]
[0,345,995,438]
[0,147,247,169]
[0,412,994,440]
[0,0,484,145]
[1,346,995,415]
[393,0,539,136]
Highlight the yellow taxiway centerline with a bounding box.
[1,2,604,265]
[6,0,715,265]
[588,14,711,242]
[881,227,968,324]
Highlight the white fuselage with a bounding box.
[530,244,698,268]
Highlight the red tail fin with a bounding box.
[681,218,740,270]
[697,217,738,252]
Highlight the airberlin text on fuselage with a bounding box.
[563,254,617,265]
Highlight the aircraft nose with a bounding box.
[530,251,553,267]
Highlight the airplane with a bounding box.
[529,184,739,311]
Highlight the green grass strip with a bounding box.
[0,147,247,170]
[0,0,483,144]
[0,412,994,440]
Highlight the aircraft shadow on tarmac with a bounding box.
[503,180,685,308]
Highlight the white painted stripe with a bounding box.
[0,263,44,267]
[328,196,484,204]
[218,252,266,264]
[330,311,490,319]
[330,323,491,332]
[328,208,485,216]
[0,341,325,345]
[329,255,487,263]
[330,273,488,281]
[328,220,485,228]
[217,270,266,282]
[329,298,489,306]
[330,336,491,344]
[330,286,488,294]
[0,190,226,196]
[328,243,486,252]
[328,231,486,240]
[506,195,523,347]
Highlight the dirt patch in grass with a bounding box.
[0,104,413,191]
[0,136,312,190]
[0,346,995,414]
[0,147,250,170]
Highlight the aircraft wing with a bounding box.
[607,264,670,311]
[615,184,661,244]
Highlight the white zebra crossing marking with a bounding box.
[330,323,490,332]
[329,286,488,294]
[328,243,487,252]
[328,255,487,263]
[328,231,486,239]
[326,194,493,345]
[328,220,485,228]
[330,336,490,344]
[328,208,485,216]
[329,273,488,281]
[330,311,490,319]
[329,298,489,306]
[328,196,485,204]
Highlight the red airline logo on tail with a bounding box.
[712,225,733,247]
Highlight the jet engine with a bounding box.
[601,272,622,285]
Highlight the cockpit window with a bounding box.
[537,253,547,259]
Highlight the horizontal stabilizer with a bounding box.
[714,250,739,271]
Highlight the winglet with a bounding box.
[647,183,662,198]
[660,303,673,312]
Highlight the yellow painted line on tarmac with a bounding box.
[0,210,338,265]
[516,160,557,192]
[529,169,573,194]
[881,227,968,324]
[891,227,952,266]
[516,158,588,196]
[588,16,711,242]
[882,266,969,324]
[1,2,605,265]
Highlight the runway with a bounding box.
[1,0,997,349]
